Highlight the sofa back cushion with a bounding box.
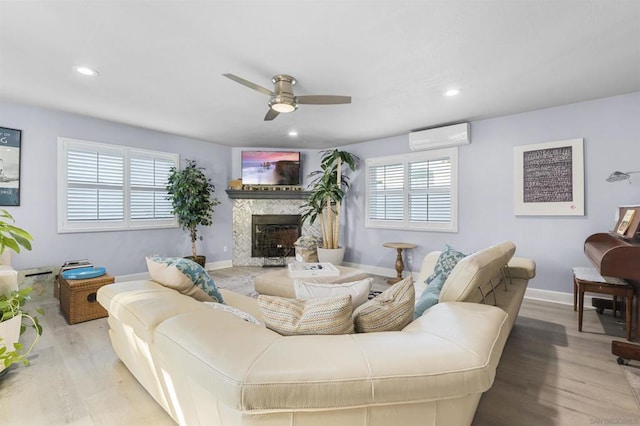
[439,241,516,303]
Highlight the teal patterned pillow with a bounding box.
[414,273,446,319]
[147,256,225,304]
[425,244,466,285]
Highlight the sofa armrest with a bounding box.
[506,257,536,279]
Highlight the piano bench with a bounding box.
[573,267,634,341]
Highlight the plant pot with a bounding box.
[0,314,22,375]
[316,247,345,266]
[185,256,206,268]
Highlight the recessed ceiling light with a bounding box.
[73,65,99,77]
[443,88,460,97]
[288,130,298,137]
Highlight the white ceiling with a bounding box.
[1,1,639,149]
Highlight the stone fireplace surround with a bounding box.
[232,197,320,266]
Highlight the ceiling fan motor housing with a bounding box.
[270,75,298,111]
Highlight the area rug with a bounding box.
[209,269,262,298]
[620,363,640,408]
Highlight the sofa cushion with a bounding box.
[352,276,415,333]
[425,244,466,284]
[257,294,354,336]
[146,256,224,303]
[293,278,373,309]
[439,241,515,303]
[414,273,446,319]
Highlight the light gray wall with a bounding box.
[341,92,640,293]
[1,100,233,275]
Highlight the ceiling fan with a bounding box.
[223,73,351,121]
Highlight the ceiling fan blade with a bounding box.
[296,95,351,105]
[223,73,274,96]
[264,108,280,121]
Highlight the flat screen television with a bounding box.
[241,151,301,186]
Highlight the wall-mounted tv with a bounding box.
[241,151,301,186]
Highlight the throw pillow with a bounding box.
[425,244,466,284]
[352,276,415,333]
[146,256,225,303]
[257,294,354,336]
[293,278,373,309]
[413,273,446,320]
[203,302,261,325]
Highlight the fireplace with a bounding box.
[251,214,301,261]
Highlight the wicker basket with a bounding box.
[59,274,114,324]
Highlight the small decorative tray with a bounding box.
[288,262,340,278]
[61,266,107,280]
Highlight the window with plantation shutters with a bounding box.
[58,138,179,233]
[365,148,458,232]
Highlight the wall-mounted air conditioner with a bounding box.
[409,123,470,151]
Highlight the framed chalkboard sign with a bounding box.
[0,127,22,206]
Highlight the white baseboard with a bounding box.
[206,260,233,270]
[115,272,150,282]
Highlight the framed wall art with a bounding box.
[514,138,584,216]
[0,127,22,206]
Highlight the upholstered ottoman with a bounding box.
[255,266,369,298]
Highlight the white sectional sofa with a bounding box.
[97,241,535,425]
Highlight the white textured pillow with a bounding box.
[352,276,415,333]
[257,294,354,336]
[203,302,261,325]
[293,278,373,308]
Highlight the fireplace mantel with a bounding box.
[225,189,311,200]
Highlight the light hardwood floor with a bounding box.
[1,271,638,425]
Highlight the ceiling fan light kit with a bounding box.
[223,73,351,121]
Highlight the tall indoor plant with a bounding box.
[166,159,221,267]
[0,209,42,376]
[301,149,359,264]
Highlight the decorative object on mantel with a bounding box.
[301,149,359,265]
[514,138,584,216]
[606,170,640,183]
[166,159,221,267]
[228,179,243,190]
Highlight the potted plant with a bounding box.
[166,159,221,267]
[0,209,42,377]
[301,149,359,265]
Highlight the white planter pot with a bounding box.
[316,247,345,266]
[0,314,22,374]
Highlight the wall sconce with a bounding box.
[606,171,640,183]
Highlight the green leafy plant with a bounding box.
[0,287,43,368]
[301,150,359,249]
[0,209,42,371]
[166,159,221,259]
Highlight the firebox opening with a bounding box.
[251,214,301,266]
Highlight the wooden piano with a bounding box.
[584,205,640,363]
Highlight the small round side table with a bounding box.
[383,242,417,284]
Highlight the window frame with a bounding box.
[57,137,179,233]
[365,147,458,232]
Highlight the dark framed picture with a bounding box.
[514,138,584,216]
[0,127,22,206]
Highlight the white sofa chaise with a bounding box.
[97,241,535,426]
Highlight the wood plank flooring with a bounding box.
[1,269,638,425]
